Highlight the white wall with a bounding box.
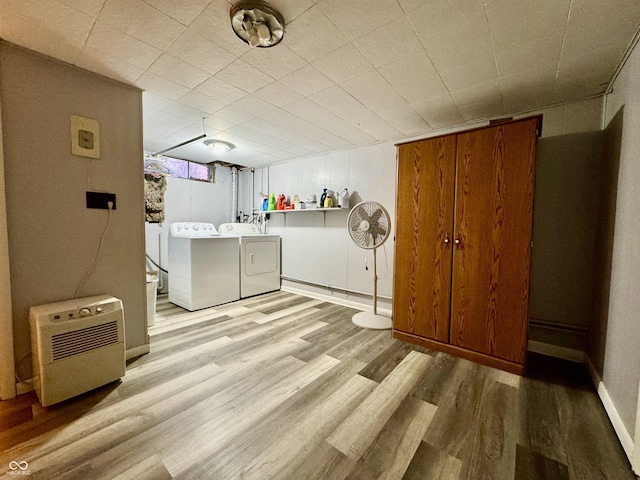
[145,169,233,291]
[237,98,603,312]
[246,144,397,311]
[597,40,640,444]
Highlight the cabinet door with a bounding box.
[393,136,456,342]
[450,118,538,364]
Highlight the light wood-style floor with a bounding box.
[0,291,635,479]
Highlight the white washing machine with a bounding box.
[218,223,281,298]
[168,222,240,311]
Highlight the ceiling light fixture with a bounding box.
[204,139,235,153]
[230,1,285,48]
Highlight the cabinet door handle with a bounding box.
[454,234,462,246]
[444,233,450,245]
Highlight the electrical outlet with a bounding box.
[86,192,116,210]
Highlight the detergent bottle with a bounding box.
[267,193,277,211]
[319,188,328,209]
[276,193,286,210]
[338,188,350,209]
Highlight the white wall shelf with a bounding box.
[258,207,349,213]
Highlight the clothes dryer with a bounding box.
[218,223,281,298]
[168,222,240,311]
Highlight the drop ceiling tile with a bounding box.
[317,0,405,42]
[187,0,252,56]
[562,0,640,56]
[411,94,465,129]
[495,35,563,77]
[409,0,494,70]
[215,59,276,93]
[135,71,191,100]
[76,46,144,84]
[241,44,307,79]
[143,109,188,141]
[225,125,262,140]
[247,116,331,152]
[195,76,248,105]
[263,109,351,149]
[485,0,571,49]
[58,0,105,17]
[155,97,208,122]
[397,0,427,13]
[557,43,625,85]
[284,98,376,144]
[268,0,314,22]
[450,80,502,107]
[149,53,211,89]
[0,0,94,64]
[86,20,162,69]
[253,83,303,107]
[214,106,256,124]
[178,90,226,115]
[203,115,237,132]
[353,16,424,68]
[99,0,185,50]
[458,97,505,122]
[281,65,335,97]
[553,74,607,104]
[439,59,499,92]
[143,0,210,26]
[378,53,448,105]
[167,28,236,75]
[284,6,349,62]
[502,67,555,113]
[311,86,400,140]
[230,95,277,116]
[341,71,428,135]
[312,44,374,84]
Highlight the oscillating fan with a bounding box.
[347,201,392,329]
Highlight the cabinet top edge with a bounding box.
[394,114,543,148]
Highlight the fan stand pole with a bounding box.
[373,248,378,315]
[351,246,392,330]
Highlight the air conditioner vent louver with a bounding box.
[52,321,119,361]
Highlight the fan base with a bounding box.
[352,311,392,330]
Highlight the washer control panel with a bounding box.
[169,222,220,238]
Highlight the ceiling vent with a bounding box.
[230,1,285,48]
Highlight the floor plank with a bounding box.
[0,292,635,480]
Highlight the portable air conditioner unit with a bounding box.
[29,294,125,406]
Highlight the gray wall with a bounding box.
[596,37,640,434]
[0,43,147,380]
[529,132,604,350]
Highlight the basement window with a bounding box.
[146,156,215,183]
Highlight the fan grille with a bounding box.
[347,201,390,249]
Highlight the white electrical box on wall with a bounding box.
[29,294,125,406]
[70,114,100,159]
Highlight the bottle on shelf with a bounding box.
[267,193,277,211]
[276,193,286,210]
[319,188,328,209]
[338,188,350,209]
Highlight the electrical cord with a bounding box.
[74,201,113,299]
[146,253,168,274]
[15,351,32,384]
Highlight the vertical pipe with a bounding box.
[231,166,238,222]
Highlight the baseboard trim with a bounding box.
[281,285,392,316]
[126,344,150,361]
[584,354,635,462]
[527,340,585,363]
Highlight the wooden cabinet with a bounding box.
[393,117,541,375]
